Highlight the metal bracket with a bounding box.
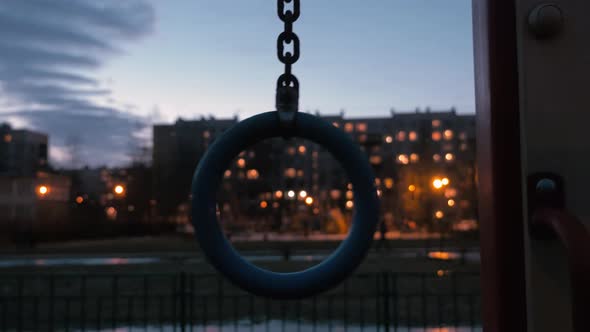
[527,172,566,238]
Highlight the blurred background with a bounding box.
[0,1,479,331]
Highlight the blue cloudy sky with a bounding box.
[0,0,474,167]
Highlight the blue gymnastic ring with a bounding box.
[191,111,379,299]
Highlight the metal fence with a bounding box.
[0,271,481,331]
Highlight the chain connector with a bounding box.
[276,74,299,135]
[278,0,300,22]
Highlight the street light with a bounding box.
[305,197,314,205]
[433,179,443,189]
[37,185,49,196]
[114,185,125,195]
[408,184,416,192]
[442,178,450,186]
[435,210,444,219]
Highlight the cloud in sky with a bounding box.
[0,0,155,167]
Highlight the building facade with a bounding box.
[152,109,477,234]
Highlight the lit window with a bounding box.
[203,131,210,139]
[385,136,393,144]
[435,210,444,219]
[247,169,259,180]
[397,131,406,141]
[330,190,341,200]
[356,123,367,132]
[433,154,441,162]
[275,190,283,199]
[287,147,296,155]
[359,134,367,143]
[448,199,456,207]
[224,170,232,178]
[432,131,442,141]
[346,190,354,199]
[299,190,308,198]
[397,154,409,165]
[298,145,306,154]
[75,196,84,204]
[445,188,458,198]
[409,131,418,141]
[297,170,304,177]
[106,207,117,220]
[285,168,296,178]
[332,122,340,128]
[444,130,454,140]
[410,153,419,163]
[3,134,12,143]
[346,200,354,209]
[408,185,416,192]
[344,123,354,133]
[260,201,268,209]
[384,178,394,189]
[445,153,455,161]
[237,158,246,168]
[374,178,381,186]
[370,155,382,165]
[347,183,353,190]
[432,119,441,128]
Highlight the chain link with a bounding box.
[276,0,300,129]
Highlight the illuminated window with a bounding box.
[370,155,382,165]
[260,201,268,209]
[445,153,455,161]
[397,154,409,165]
[409,131,418,141]
[410,153,419,163]
[435,210,444,219]
[297,170,304,177]
[332,122,340,128]
[275,190,283,199]
[224,170,232,178]
[447,199,456,207]
[203,130,210,139]
[433,154,442,162]
[344,123,354,133]
[374,178,381,186]
[237,158,246,168]
[345,200,354,209]
[287,147,296,155]
[432,119,441,127]
[385,136,393,144]
[285,168,296,178]
[359,134,367,143]
[330,190,341,200]
[347,183,353,190]
[444,188,457,198]
[432,131,442,141]
[460,143,468,151]
[3,134,11,143]
[356,123,367,132]
[384,178,394,189]
[299,190,308,198]
[408,185,416,192]
[397,131,406,141]
[346,190,354,199]
[298,145,306,154]
[444,130,454,140]
[247,169,259,180]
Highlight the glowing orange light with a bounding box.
[441,177,450,186]
[384,178,394,189]
[448,199,456,207]
[299,190,307,198]
[437,269,445,277]
[37,185,49,196]
[275,190,283,199]
[435,210,444,219]
[3,134,12,143]
[75,196,84,204]
[106,206,117,220]
[114,185,125,195]
[345,200,354,209]
[385,136,393,143]
[408,185,416,192]
[298,145,306,154]
[305,197,314,205]
[224,170,232,178]
[445,153,454,161]
[237,158,246,168]
[346,190,354,199]
[260,201,268,209]
[433,179,443,189]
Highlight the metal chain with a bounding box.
[276,0,300,129]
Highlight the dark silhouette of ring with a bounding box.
[191,111,379,299]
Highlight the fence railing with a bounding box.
[0,271,481,331]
